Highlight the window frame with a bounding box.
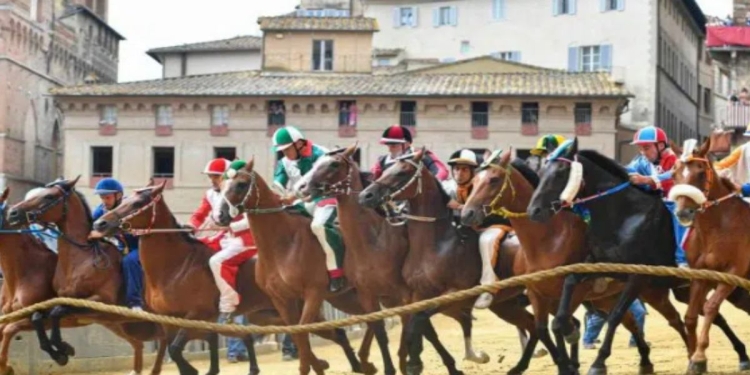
[152,147,175,178]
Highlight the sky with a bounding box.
[108,0,733,83]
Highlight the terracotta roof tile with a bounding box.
[258,16,379,32]
[147,36,262,55]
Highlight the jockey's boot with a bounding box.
[217,312,232,324]
[329,276,346,293]
[474,293,494,309]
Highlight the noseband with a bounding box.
[680,156,740,212]
[224,171,285,216]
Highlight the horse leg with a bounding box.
[357,326,376,375]
[445,306,488,365]
[684,280,710,374]
[588,275,647,375]
[205,332,220,375]
[618,305,654,375]
[397,314,411,374]
[420,312,462,375]
[150,336,168,375]
[47,305,79,359]
[551,274,586,375]
[309,325,363,374]
[240,335,260,375]
[490,297,545,375]
[690,282,736,374]
[348,293,383,375]
[30,311,68,365]
[167,328,200,375]
[298,297,331,375]
[0,320,33,375]
[101,323,146,375]
[639,287,688,353]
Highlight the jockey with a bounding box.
[714,124,750,184]
[91,178,144,311]
[442,149,512,309]
[185,158,257,324]
[528,134,567,173]
[624,126,687,268]
[272,126,347,293]
[24,187,59,253]
[371,125,449,181]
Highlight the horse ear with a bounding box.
[499,148,512,167]
[152,180,166,196]
[0,187,9,202]
[147,177,155,187]
[245,157,255,172]
[697,136,711,157]
[343,142,358,158]
[413,146,426,162]
[68,175,81,188]
[569,137,579,156]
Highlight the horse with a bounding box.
[217,158,376,375]
[296,144,548,375]
[464,149,750,374]
[669,136,750,374]
[4,179,168,375]
[356,147,558,375]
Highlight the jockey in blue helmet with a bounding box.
[91,178,144,311]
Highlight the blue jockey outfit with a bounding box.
[91,178,143,309]
[625,126,687,267]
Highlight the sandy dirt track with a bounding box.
[85,297,750,375]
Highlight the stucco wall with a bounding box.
[263,31,373,73]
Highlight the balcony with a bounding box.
[707,26,750,49]
[719,103,750,129]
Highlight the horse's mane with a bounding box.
[578,150,630,181]
[510,158,539,188]
[169,213,205,246]
[359,171,373,189]
[72,189,94,226]
[429,172,451,205]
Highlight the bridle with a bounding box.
[305,156,357,197]
[374,158,424,203]
[680,156,740,212]
[115,189,163,235]
[224,170,285,217]
[480,163,527,218]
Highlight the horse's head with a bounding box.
[461,149,512,227]
[527,138,580,222]
[218,158,256,226]
[89,181,166,239]
[669,137,722,226]
[358,147,426,208]
[8,176,80,227]
[297,143,358,200]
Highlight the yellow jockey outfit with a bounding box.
[186,158,256,324]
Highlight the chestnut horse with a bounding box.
[463,149,750,374]
[296,145,550,374]
[670,137,750,374]
[4,179,167,375]
[357,148,558,375]
[90,182,374,375]
[218,158,376,375]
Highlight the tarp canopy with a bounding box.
[707,26,750,48]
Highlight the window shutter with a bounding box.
[411,7,419,27]
[393,7,401,28]
[511,51,522,62]
[553,0,559,16]
[600,44,613,71]
[617,0,625,11]
[433,7,440,27]
[600,0,607,12]
[493,0,504,20]
[568,47,579,72]
[569,0,577,14]
[451,6,458,26]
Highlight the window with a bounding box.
[152,147,175,178]
[394,7,417,28]
[471,102,489,127]
[433,6,456,27]
[30,0,39,21]
[214,147,236,161]
[568,45,612,72]
[268,100,286,126]
[211,105,229,126]
[601,0,624,12]
[399,101,416,126]
[704,88,712,114]
[91,146,113,177]
[339,101,357,126]
[439,6,451,25]
[156,105,173,126]
[100,105,117,125]
[493,0,505,20]
[312,40,334,71]
[376,58,391,67]
[575,103,592,124]
[460,41,470,55]
[492,51,521,62]
[521,102,539,125]
[553,0,576,15]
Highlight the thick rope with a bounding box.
[1,263,747,335]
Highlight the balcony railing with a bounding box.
[719,103,750,129]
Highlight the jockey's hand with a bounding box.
[280,195,297,206]
[447,200,463,211]
[628,174,652,185]
[182,224,197,233]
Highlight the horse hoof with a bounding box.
[587,366,606,375]
[60,341,76,357]
[533,348,548,358]
[405,364,423,375]
[507,366,525,375]
[360,361,377,375]
[686,361,707,375]
[740,361,750,372]
[318,359,330,371]
[639,364,655,375]
[53,354,69,366]
[465,350,490,364]
[565,329,581,345]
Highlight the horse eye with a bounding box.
[329,161,341,169]
[396,171,408,177]
[235,182,249,190]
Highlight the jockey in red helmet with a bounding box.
[185,158,257,324]
[370,125,449,181]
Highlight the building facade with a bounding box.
[362,0,706,151]
[0,0,122,200]
[53,14,629,221]
[147,36,263,79]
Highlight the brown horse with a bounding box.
[296,144,551,374]
[670,137,750,374]
[217,158,379,375]
[89,181,377,375]
[357,148,558,375]
[5,178,167,375]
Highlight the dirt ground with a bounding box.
[87,297,750,375]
